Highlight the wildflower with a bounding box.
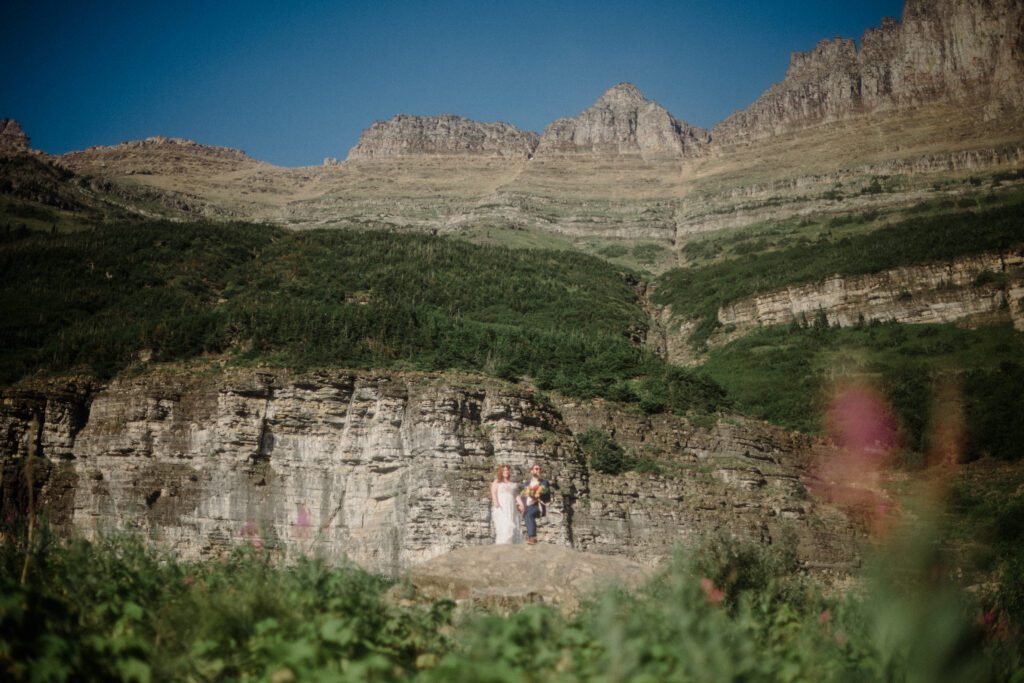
[296,504,311,538]
[700,578,725,605]
[810,383,901,536]
[819,609,831,625]
[241,519,263,548]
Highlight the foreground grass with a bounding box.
[1,526,1021,682]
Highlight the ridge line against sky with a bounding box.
[2,0,905,167]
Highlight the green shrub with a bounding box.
[973,270,1008,289]
[0,532,452,681]
[1,527,1022,681]
[632,242,666,264]
[596,244,628,258]
[701,322,1024,456]
[577,429,632,475]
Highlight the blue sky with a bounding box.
[1,0,905,167]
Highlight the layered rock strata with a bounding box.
[346,115,540,160]
[536,83,709,160]
[653,251,1024,357]
[0,369,860,575]
[0,119,29,157]
[715,0,1024,144]
[717,251,1024,336]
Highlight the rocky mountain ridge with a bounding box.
[2,2,1022,247]
[59,136,264,178]
[6,1,1018,173]
[713,0,1024,145]
[346,114,539,160]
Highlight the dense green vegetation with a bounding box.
[657,197,1024,347]
[949,463,1024,634]
[701,322,1024,460]
[2,526,1020,682]
[0,221,728,415]
[0,532,452,681]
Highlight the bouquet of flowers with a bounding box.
[520,480,550,504]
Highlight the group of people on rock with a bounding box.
[489,463,552,545]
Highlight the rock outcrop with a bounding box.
[60,136,261,178]
[0,368,860,575]
[656,250,1024,355]
[536,83,709,160]
[0,119,29,157]
[714,0,1024,144]
[346,115,540,160]
[716,251,1024,336]
[405,544,653,613]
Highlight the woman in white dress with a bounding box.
[490,464,523,545]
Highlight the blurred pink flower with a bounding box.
[296,504,311,538]
[810,382,901,536]
[700,578,725,605]
[241,519,263,548]
[819,609,831,625]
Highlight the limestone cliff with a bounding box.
[658,250,1024,358]
[714,0,1024,144]
[536,83,709,160]
[0,119,29,157]
[0,368,859,575]
[346,115,540,160]
[716,251,1024,336]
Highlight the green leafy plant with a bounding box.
[577,429,632,475]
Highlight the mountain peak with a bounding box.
[0,118,30,156]
[536,83,708,160]
[597,82,647,104]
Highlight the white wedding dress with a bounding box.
[492,481,523,545]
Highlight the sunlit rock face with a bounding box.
[1,369,859,574]
[714,0,1024,144]
[0,119,29,157]
[536,83,709,160]
[708,251,1024,347]
[346,115,540,160]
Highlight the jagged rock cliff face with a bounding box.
[0,119,29,157]
[536,83,709,160]
[714,0,1024,144]
[0,369,859,574]
[346,115,540,160]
